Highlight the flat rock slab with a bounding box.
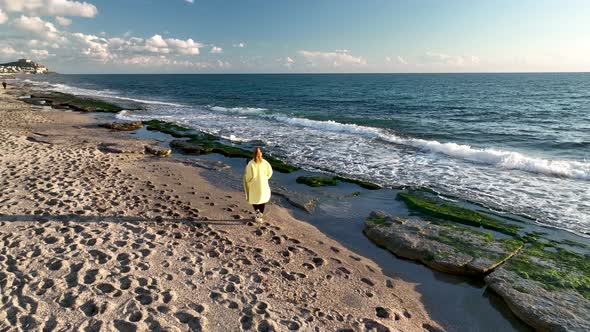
[485,243,590,332]
[363,211,523,276]
[272,185,318,214]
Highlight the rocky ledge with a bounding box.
[485,242,590,331]
[22,92,142,113]
[364,201,590,331]
[363,211,523,276]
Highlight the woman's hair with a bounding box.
[253,147,263,163]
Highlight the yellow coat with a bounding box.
[243,159,273,204]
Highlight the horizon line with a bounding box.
[29,71,590,75]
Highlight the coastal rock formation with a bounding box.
[485,243,590,331]
[363,211,523,276]
[23,92,126,113]
[144,145,171,157]
[99,121,143,131]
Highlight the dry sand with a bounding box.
[0,85,441,331]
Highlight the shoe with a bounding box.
[255,211,263,223]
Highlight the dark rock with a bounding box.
[144,145,171,157]
[363,211,523,276]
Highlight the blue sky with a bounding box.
[1,0,589,73]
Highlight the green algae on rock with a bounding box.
[25,92,126,112]
[397,191,521,236]
[295,175,381,190]
[485,241,590,331]
[296,176,338,187]
[334,176,381,190]
[363,211,523,276]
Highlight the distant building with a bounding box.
[0,59,49,74]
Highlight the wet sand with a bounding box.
[0,85,441,330]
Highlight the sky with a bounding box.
[0,0,589,73]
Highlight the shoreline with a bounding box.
[0,83,440,330]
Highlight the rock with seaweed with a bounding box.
[296,176,338,187]
[23,92,132,112]
[397,190,521,236]
[295,175,381,190]
[146,120,299,173]
[334,176,381,190]
[363,211,523,276]
[485,240,590,331]
[99,121,143,131]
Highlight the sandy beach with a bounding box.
[0,84,441,331]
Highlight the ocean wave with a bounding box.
[209,105,267,114]
[261,114,590,181]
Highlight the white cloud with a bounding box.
[210,46,222,54]
[146,34,167,48]
[298,50,367,67]
[0,9,7,24]
[234,42,245,48]
[13,15,60,40]
[71,32,112,61]
[0,0,98,17]
[284,56,294,68]
[0,46,18,56]
[424,52,479,66]
[397,55,408,65]
[30,49,53,58]
[185,0,194,3]
[55,16,72,26]
[165,37,200,55]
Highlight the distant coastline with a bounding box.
[0,58,52,74]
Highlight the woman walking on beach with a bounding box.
[243,147,273,223]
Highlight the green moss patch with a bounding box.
[426,226,522,262]
[398,191,521,236]
[296,176,338,187]
[366,215,392,228]
[334,176,381,190]
[295,175,381,189]
[504,241,590,300]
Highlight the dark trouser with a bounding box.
[253,204,266,214]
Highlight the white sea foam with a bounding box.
[262,113,590,181]
[209,105,267,114]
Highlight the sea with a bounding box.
[20,73,590,238]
